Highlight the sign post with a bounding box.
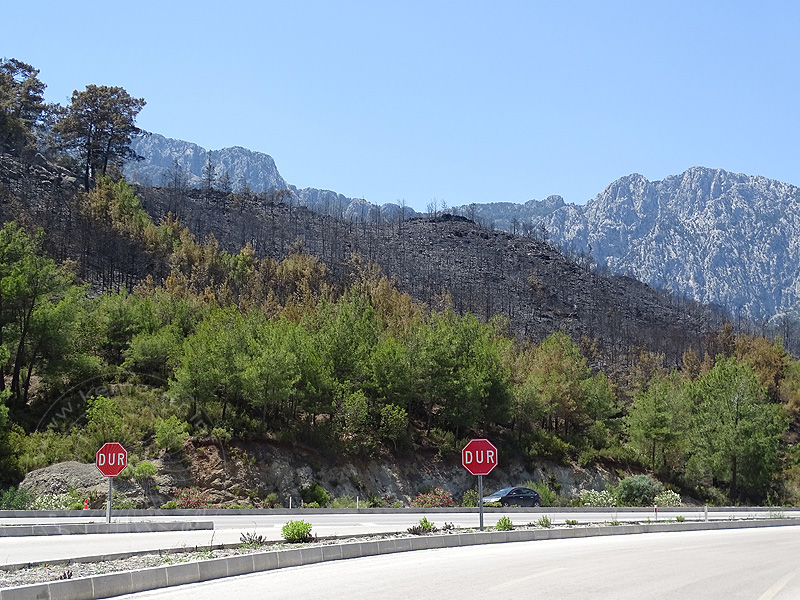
[95,442,128,524]
[461,438,498,531]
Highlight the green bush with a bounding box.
[155,416,189,452]
[330,495,358,508]
[495,515,513,531]
[134,461,157,480]
[461,488,479,507]
[616,475,663,506]
[301,483,330,507]
[0,486,35,510]
[281,519,313,543]
[263,492,281,508]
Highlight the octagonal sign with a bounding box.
[96,442,128,477]
[462,438,498,476]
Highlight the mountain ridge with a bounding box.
[123,133,800,322]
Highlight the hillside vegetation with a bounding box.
[1,59,800,506]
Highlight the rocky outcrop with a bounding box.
[19,442,622,508]
[470,167,800,322]
[125,132,288,192]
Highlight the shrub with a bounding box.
[32,490,83,510]
[174,487,212,509]
[495,515,513,531]
[579,489,616,507]
[301,483,330,507]
[653,490,682,507]
[134,461,157,480]
[461,488,479,507]
[303,501,320,508]
[281,519,313,543]
[411,487,455,508]
[210,427,232,446]
[522,479,566,507]
[155,416,189,452]
[330,495,358,508]
[263,492,280,508]
[616,475,663,506]
[0,486,35,510]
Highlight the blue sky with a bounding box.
[6,1,799,211]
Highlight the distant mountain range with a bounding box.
[125,133,800,323]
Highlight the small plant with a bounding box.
[675,515,686,522]
[210,426,232,446]
[536,515,552,528]
[407,517,437,535]
[240,531,268,548]
[161,500,177,509]
[609,518,622,526]
[565,519,578,526]
[768,507,786,519]
[303,501,320,508]
[411,487,455,508]
[281,519,313,543]
[483,501,502,508]
[495,515,513,531]
[392,501,403,508]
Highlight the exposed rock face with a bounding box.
[548,168,800,321]
[126,132,288,192]
[19,444,621,509]
[471,167,800,322]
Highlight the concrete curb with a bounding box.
[1,518,798,600]
[0,521,214,537]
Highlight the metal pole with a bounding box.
[106,477,112,524]
[478,475,484,531]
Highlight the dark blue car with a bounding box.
[482,487,542,507]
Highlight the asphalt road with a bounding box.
[1,509,797,566]
[113,526,800,599]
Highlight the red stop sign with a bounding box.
[462,438,498,476]
[96,442,128,477]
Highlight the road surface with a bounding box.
[113,526,800,599]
